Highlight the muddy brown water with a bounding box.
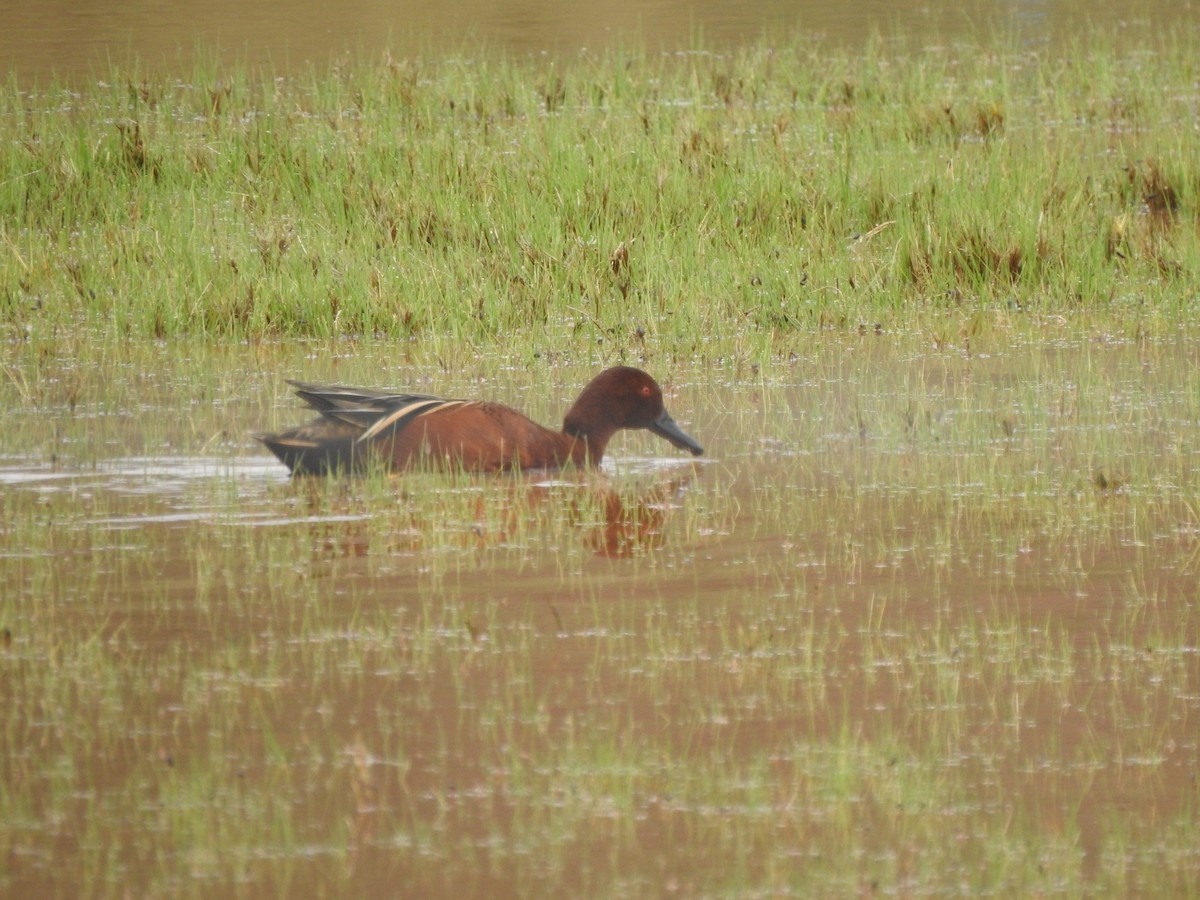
[3,0,1191,84]
[1,337,1197,894]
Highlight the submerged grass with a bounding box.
[1,335,1198,896]
[3,29,1200,358]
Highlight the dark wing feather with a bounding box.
[286,380,444,412]
[284,381,472,444]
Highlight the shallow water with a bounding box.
[4,0,1191,84]
[1,336,1198,894]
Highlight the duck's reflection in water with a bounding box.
[581,469,698,557]
[284,463,702,560]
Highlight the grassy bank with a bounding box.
[2,31,1198,357]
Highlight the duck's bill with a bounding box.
[650,411,704,456]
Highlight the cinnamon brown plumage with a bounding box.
[255,366,703,475]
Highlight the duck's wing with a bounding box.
[286,381,473,442]
[287,380,443,412]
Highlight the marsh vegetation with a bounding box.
[2,30,1199,897]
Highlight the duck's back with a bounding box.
[374,401,582,472]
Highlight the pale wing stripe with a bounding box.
[290,381,444,412]
[326,390,441,406]
[357,399,471,443]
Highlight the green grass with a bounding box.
[3,30,1200,357]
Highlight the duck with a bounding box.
[255,366,703,475]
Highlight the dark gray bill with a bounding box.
[649,410,704,456]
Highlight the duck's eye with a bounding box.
[640,385,652,398]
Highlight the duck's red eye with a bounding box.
[640,385,652,397]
